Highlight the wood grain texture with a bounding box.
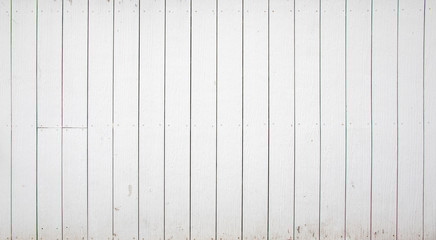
[371,0,398,239]
[397,0,424,239]
[243,0,269,239]
[320,0,345,239]
[424,1,436,239]
[294,0,320,239]
[191,0,217,239]
[37,128,62,240]
[113,0,139,238]
[0,0,11,238]
[139,0,165,239]
[62,1,88,239]
[165,0,191,238]
[268,0,294,239]
[36,0,63,237]
[11,0,37,238]
[63,128,88,239]
[63,0,87,128]
[88,0,113,238]
[346,0,372,239]
[216,0,243,239]
[1,0,434,239]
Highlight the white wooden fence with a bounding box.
[0,0,435,239]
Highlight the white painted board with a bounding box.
[139,0,165,239]
[63,128,88,240]
[216,0,243,238]
[37,0,62,128]
[11,0,37,238]
[36,0,63,238]
[190,0,216,239]
[113,0,139,238]
[88,0,114,238]
[37,128,62,240]
[371,0,398,239]
[294,0,320,239]
[165,0,191,238]
[63,0,87,128]
[397,0,424,239]
[243,0,268,239]
[268,0,294,239]
[0,0,11,238]
[320,0,346,239]
[2,1,436,239]
[62,0,88,238]
[346,0,372,239]
[424,0,436,239]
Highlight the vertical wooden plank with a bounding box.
[216,0,242,238]
[37,128,62,240]
[165,0,190,238]
[63,0,87,129]
[62,1,88,239]
[191,0,216,239]
[113,0,139,238]
[320,0,346,239]
[346,0,371,239]
[294,0,320,239]
[424,0,436,239]
[88,0,113,238]
[139,0,165,239]
[397,0,424,239]
[11,0,37,238]
[268,0,294,239]
[63,129,87,239]
[0,0,11,238]
[37,0,62,128]
[36,0,62,239]
[243,0,268,239]
[88,128,112,240]
[371,0,398,239]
